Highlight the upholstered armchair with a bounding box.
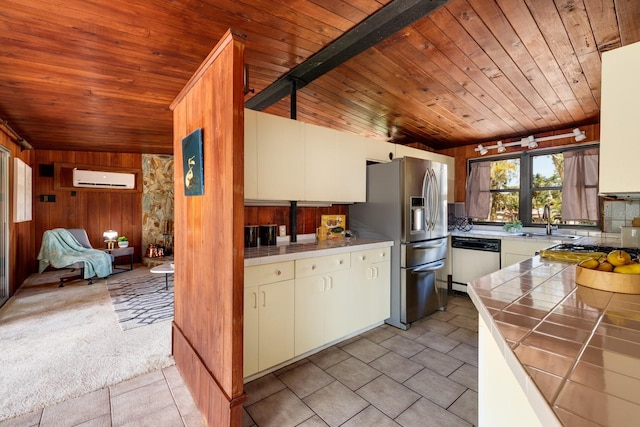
[37,228,113,287]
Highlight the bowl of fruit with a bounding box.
[575,249,640,294]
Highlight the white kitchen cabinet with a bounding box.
[304,123,366,202]
[244,261,295,377]
[244,108,258,199]
[501,239,553,268]
[294,253,351,356]
[255,111,305,201]
[600,41,640,194]
[350,247,391,331]
[362,136,394,164]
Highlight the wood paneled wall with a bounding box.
[2,131,34,295]
[245,205,348,236]
[437,124,601,203]
[170,30,246,426]
[32,151,143,266]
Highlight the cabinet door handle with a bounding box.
[312,264,317,270]
[262,290,266,307]
[327,276,333,290]
[360,255,366,261]
[339,259,344,265]
[373,267,379,279]
[252,291,257,309]
[275,269,281,276]
[321,277,326,291]
[366,267,373,280]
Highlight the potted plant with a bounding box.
[117,236,129,248]
[503,219,523,234]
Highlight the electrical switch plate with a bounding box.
[279,225,286,237]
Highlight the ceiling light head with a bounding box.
[573,128,586,142]
[476,144,488,155]
[496,141,506,153]
[520,135,537,149]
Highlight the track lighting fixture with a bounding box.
[474,128,587,156]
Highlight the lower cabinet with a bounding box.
[244,246,392,378]
[350,247,391,331]
[294,253,351,356]
[501,240,553,268]
[244,262,295,378]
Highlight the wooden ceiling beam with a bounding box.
[245,0,450,111]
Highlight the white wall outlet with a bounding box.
[279,225,286,237]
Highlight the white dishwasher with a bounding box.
[451,236,501,294]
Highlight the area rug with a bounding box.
[106,273,174,330]
[0,268,174,422]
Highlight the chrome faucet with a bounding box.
[543,203,552,235]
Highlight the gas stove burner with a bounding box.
[549,243,640,258]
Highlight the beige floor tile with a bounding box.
[0,409,42,427]
[410,348,464,377]
[404,368,466,409]
[369,351,424,383]
[360,326,397,344]
[303,381,368,426]
[356,375,420,419]
[75,414,111,427]
[110,369,165,397]
[448,305,479,320]
[448,343,479,367]
[246,389,314,427]
[447,327,479,348]
[40,388,110,427]
[277,363,334,399]
[448,389,478,426]
[341,338,389,363]
[307,346,350,370]
[182,409,206,427]
[325,357,381,390]
[169,384,202,422]
[392,324,429,340]
[242,407,256,427]
[426,309,458,323]
[420,318,459,335]
[110,377,175,426]
[395,397,472,427]
[415,330,461,353]
[341,405,399,427]
[448,315,479,332]
[118,403,183,427]
[379,335,426,358]
[162,365,185,390]
[297,415,328,426]
[243,374,287,406]
[448,363,478,392]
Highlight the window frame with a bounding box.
[468,143,600,229]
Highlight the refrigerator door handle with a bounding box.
[421,169,430,231]
[411,261,445,272]
[412,240,446,250]
[430,168,439,230]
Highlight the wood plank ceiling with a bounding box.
[1,0,639,154]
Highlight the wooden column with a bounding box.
[170,30,246,426]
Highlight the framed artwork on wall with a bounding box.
[13,157,32,222]
[182,128,204,196]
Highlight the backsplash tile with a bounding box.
[603,199,640,232]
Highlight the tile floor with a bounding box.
[242,294,478,427]
[0,293,477,427]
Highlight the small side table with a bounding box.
[150,262,174,290]
[102,246,134,273]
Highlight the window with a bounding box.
[467,145,599,228]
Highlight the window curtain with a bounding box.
[562,148,599,221]
[466,161,491,219]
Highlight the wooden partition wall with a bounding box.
[170,30,246,426]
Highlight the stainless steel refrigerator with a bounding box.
[349,156,448,330]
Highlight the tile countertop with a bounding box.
[244,237,394,267]
[467,237,640,426]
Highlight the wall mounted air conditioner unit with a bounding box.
[72,169,136,189]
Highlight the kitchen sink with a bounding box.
[512,232,581,240]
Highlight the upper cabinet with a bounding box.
[600,41,640,195]
[254,111,306,201]
[304,123,366,203]
[244,109,454,203]
[244,108,258,200]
